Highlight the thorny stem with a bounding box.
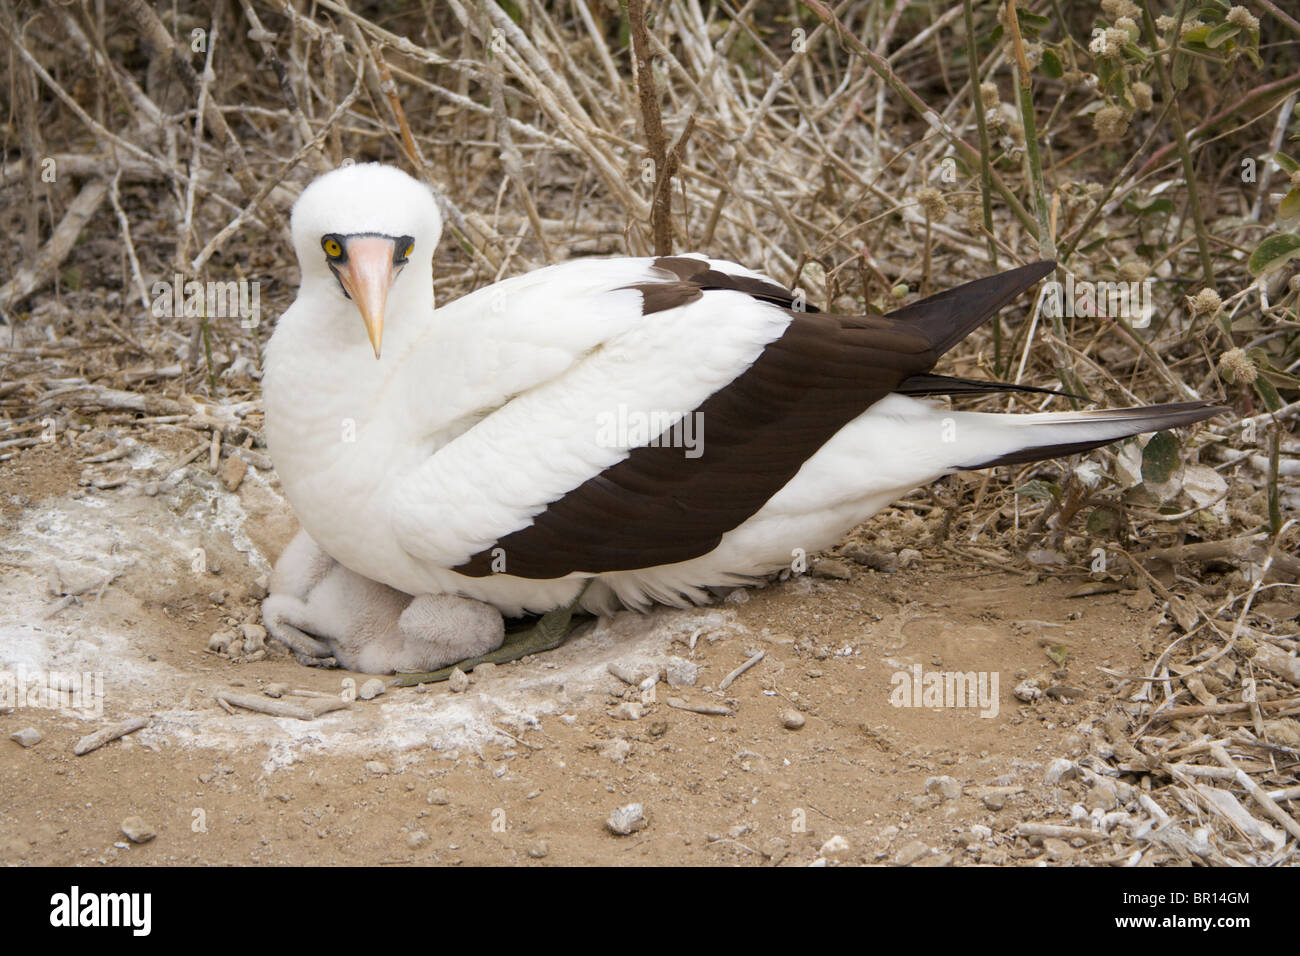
[1141,2,1215,290]
[962,0,1002,371]
[1007,0,1080,403]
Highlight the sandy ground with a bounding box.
[0,425,1194,867]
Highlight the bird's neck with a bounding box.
[264,282,437,487]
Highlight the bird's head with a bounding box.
[290,163,442,359]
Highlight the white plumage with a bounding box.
[260,163,1219,672]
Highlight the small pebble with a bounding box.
[819,834,850,859]
[220,454,248,492]
[897,548,922,569]
[10,727,42,748]
[473,662,497,679]
[359,678,386,700]
[120,816,156,844]
[609,702,644,721]
[427,788,451,806]
[240,623,267,652]
[1044,758,1077,786]
[809,558,852,580]
[1085,785,1118,811]
[365,760,390,775]
[1043,838,1076,862]
[665,656,698,688]
[447,668,469,693]
[925,775,961,801]
[844,546,898,572]
[893,840,931,866]
[781,709,805,730]
[263,682,287,699]
[607,803,646,836]
[528,841,550,859]
[406,830,429,849]
[206,631,235,654]
[1014,679,1043,703]
[600,739,632,763]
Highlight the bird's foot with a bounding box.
[262,610,340,669]
[394,590,589,687]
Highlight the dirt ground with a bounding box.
[0,428,1191,867]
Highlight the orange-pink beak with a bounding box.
[337,237,396,359]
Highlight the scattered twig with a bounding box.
[73,717,150,756]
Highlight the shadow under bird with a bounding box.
[259,163,1224,677]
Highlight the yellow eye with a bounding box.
[323,238,343,258]
[402,240,415,259]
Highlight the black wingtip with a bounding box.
[887,261,1058,357]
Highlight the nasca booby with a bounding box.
[260,163,1223,675]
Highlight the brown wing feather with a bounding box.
[452,261,1054,579]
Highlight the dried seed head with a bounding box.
[1156,15,1175,31]
[1117,261,1147,282]
[917,187,950,221]
[1189,287,1223,316]
[1132,81,1154,112]
[1227,6,1258,30]
[1023,42,1042,69]
[1093,104,1130,141]
[1217,348,1256,385]
[1101,0,1140,20]
[980,82,1000,110]
[1104,27,1131,54]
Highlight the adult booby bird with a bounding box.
[261,162,1222,675]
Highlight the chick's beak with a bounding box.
[338,237,396,359]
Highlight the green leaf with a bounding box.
[1086,506,1121,537]
[1046,644,1070,667]
[1278,187,1300,220]
[1016,9,1051,33]
[1253,375,1284,413]
[1016,479,1057,502]
[1139,197,1175,216]
[1248,233,1300,276]
[1141,431,1180,484]
[1180,25,1213,44]
[1273,152,1300,175]
[1172,51,1191,90]
[1205,23,1241,48]
[1041,48,1063,78]
[1248,347,1300,390]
